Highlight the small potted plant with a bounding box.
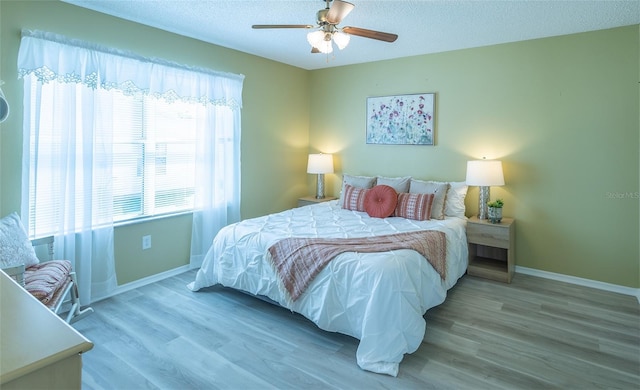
[487,199,504,223]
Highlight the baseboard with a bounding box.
[91,264,191,304]
[516,266,640,304]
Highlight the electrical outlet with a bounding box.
[142,235,151,250]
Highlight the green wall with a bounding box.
[0,0,310,285]
[309,26,639,288]
[1,1,638,289]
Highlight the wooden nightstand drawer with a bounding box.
[467,216,515,283]
[467,222,510,248]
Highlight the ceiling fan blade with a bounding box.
[342,26,398,42]
[311,47,321,54]
[326,0,355,24]
[252,24,314,29]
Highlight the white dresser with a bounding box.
[0,270,93,389]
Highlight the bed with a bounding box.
[188,176,469,376]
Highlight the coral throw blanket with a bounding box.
[268,230,447,301]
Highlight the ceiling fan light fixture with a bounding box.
[307,30,334,53]
[333,31,350,50]
[316,39,334,54]
[307,30,326,47]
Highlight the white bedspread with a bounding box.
[189,200,468,376]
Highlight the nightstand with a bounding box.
[466,216,515,283]
[298,196,337,207]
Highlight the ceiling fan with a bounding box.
[252,0,398,54]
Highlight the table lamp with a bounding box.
[465,158,505,220]
[307,153,334,199]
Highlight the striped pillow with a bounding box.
[342,184,369,212]
[24,260,72,304]
[409,180,450,220]
[394,192,435,221]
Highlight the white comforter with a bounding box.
[189,200,468,376]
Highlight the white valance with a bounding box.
[17,30,244,109]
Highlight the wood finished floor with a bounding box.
[74,270,639,389]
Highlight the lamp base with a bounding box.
[315,173,325,199]
[478,186,490,220]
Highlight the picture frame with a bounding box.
[366,93,435,145]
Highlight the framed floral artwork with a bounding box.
[366,93,435,145]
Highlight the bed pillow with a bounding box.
[339,174,377,204]
[409,180,449,220]
[0,212,40,268]
[376,176,411,194]
[342,184,369,212]
[394,192,435,221]
[364,185,398,218]
[446,181,468,218]
[426,180,468,218]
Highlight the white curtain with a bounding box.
[189,105,242,268]
[19,75,118,304]
[18,30,244,302]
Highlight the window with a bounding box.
[19,29,243,265]
[24,78,238,236]
[24,80,197,236]
[112,93,199,222]
[19,29,243,300]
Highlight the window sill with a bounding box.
[114,210,193,228]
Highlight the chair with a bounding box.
[0,213,94,324]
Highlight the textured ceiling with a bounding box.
[62,0,639,70]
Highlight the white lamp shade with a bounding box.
[307,153,334,174]
[307,30,325,47]
[465,160,505,186]
[333,31,350,50]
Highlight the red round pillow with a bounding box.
[364,185,398,218]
